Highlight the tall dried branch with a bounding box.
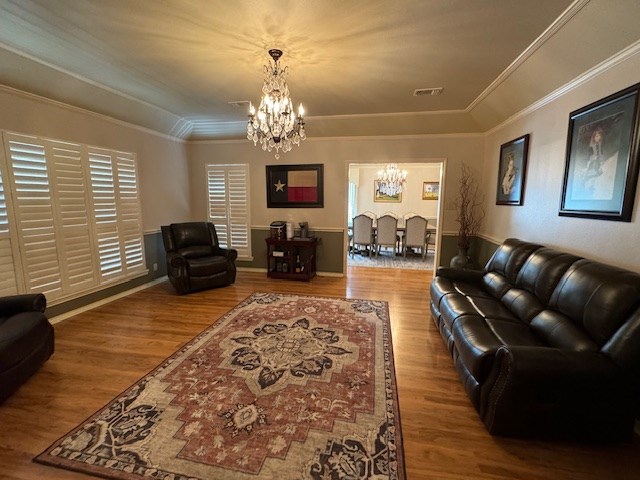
[452,162,485,251]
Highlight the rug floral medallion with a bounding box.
[35,293,405,480]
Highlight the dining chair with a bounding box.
[351,214,375,258]
[403,215,429,259]
[375,214,398,257]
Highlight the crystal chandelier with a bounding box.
[247,49,306,159]
[377,164,408,196]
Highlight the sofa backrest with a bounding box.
[482,238,640,372]
[162,222,220,258]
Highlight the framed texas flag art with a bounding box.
[266,164,324,208]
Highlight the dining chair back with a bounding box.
[404,215,428,259]
[351,214,374,258]
[375,214,398,257]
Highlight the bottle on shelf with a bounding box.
[295,254,301,273]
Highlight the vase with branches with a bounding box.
[451,162,485,268]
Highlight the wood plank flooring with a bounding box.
[1,267,639,479]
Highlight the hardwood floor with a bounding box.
[1,267,639,479]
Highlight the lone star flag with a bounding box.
[266,165,324,208]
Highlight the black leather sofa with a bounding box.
[161,222,238,294]
[430,238,640,440]
[0,294,54,404]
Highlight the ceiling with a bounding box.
[1,0,639,140]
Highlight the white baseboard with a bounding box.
[49,276,168,325]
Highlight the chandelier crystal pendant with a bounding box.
[247,49,306,159]
[377,163,408,196]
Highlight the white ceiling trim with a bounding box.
[0,40,185,123]
[466,0,590,113]
[486,38,640,136]
[0,83,186,143]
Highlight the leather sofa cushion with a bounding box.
[485,240,541,284]
[0,312,51,371]
[550,260,640,346]
[515,248,579,304]
[187,255,229,277]
[453,315,544,382]
[529,310,598,352]
[178,245,214,259]
[500,288,544,324]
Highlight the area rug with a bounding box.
[348,250,434,270]
[35,292,405,480]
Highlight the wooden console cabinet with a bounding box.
[265,237,319,281]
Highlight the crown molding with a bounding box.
[466,0,591,113]
[0,83,186,143]
[486,38,640,135]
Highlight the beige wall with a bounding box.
[187,135,484,235]
[481,51,640,272]
[351,163,442,223]
[0,87,191,232]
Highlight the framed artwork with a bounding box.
[559,83,640,221]
[266,164,324,208]
[496,134,530,206]
[422,181,439,200]
[374,180,402,202]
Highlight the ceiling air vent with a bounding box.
[413,87,444,96]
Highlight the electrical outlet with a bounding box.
[153,263,158,272]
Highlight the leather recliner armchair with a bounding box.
[0,293,54,404]
[161,222,238,294]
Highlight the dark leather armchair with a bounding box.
[0,293,54,404]
[161,222,237,294]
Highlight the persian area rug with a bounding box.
[35,293,405,480]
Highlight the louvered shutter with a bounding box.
[88,148,123,281]
[206,164,251,259]
[207,166,229,247]
[0,167,18,296]
[48,141,98,292]
[116,152,144,273]
[4,134,63,298]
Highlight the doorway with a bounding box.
[346,161,444,272]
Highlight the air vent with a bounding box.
[228,100,251,108]
[413,87,444,96]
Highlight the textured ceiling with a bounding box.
[0,0,638,139]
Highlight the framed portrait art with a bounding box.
[374,180,402,203]
[266,164,324,208]
[560,83,640,221]
[496,134,530,206]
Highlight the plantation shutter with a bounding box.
[48,142,97,293]
[88,148,122,281]
[116,152,144,272]
[206,164,251,259]
[0,166,18,296]
[4,134,63,298]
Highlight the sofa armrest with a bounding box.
[483,346,638,439]
[0,294,47,316]
[435,267,484,284]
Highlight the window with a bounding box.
[206,164,251,259]
[0,166,17,296]
[348,181,357,222]
[1,132,146,303]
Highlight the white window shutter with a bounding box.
[206,164,251,259]
[0,167,18,296]
[48,141,98,293]
[4,134,63,299]
[228,166,250,257]
[88,148,123,281]
[207,166,229,247]
[116,152,145,273]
